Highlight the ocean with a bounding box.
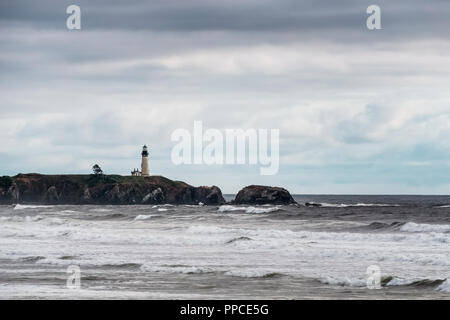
[0,195,449,299]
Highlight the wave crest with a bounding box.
[306,202,400,208]
[400,222,450,233]
[436,279,450,293]
[14,204,54,210]
[218,205,281,214]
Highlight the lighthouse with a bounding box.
[141,145,150,176]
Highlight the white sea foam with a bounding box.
[354,203,399,207]
[14,204,54,210]
[157,208,168,212]
[436,279,450,293]
[90,208,113,212]
[134,215,156,221]
[312,203,399,208]
[218,205,243,212]
[151,204,174,208]
[400,222,450,233]
[186,225,232,234]
[0,215,44,222]
[218,205,280,214]
[245,206,280,213]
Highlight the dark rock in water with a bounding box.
[305,202,322,207]
[0,173,225,206]
[234,185,296,205]
[193,186,224,205]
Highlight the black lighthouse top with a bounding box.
[141,145,149,157]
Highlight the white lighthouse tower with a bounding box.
[141,145,150,176]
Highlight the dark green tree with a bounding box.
[92,164,104,176]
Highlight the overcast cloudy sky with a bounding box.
[1,0,450,194]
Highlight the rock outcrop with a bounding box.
[234,185,296,205]
[0,174,226,205]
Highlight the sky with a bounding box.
[1,0,450,194]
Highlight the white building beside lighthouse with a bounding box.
[131,145,150,176]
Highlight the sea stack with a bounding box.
[234,185,296,205]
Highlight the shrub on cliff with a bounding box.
[0,176,13,189]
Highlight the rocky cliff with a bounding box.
[0,174,225,205]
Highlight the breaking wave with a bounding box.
[362,221,405,231]
[386,277,446,288]
[319,275,448,290]
[186,225,232,234]
[14,204,54,210]
[0,215,45,222]
[134,214,157,221]
[306,202,400,208]
[90,208,113,213]
[400,222,450,233]
[141,264,214,275]
[151,204,174,208]
[218,205,281,214]
[225,236,252,244]
[141,264,284,279]
[436,279,450,293]
[224,270,284,278]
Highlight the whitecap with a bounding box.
[186,225,231,234]
[134,214,156,221]
[244,206,280,213]
[313,203,399,208]
[151,204,174,208]
[400,222,450,233]
[218,205,280,214]
[436,279,450,293]
[217,205,243,212]
[14,204,54,210]
[90,208,113,212]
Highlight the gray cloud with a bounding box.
[1,0,449,39]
